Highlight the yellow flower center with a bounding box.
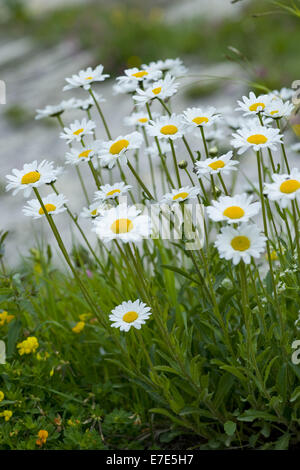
[173,192,189,201]
[85,76,93,80]
[123,311,138,323]
[106,189,121,197]
[223,206,245,219]
[21,171,40,185]
[279,179,300,194]
[192,116,209,125]
[109,139,130,155]
[160,125,178,135]
[247,134,268,145]
[73,128,84,136]
[249,102,265,112]
[152,87,162,95]
[111,218,133,234]
[138,117,148,123]
[38,203,57,215]
[208,160,225,171]
[91,209,98,216]
[230,236,250,251]
[270,110,279,116]
[79,149,92,158]
[132,71,148,78]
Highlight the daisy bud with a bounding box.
[208,146,218,157]
[178,160,188,169]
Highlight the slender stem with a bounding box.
[276,119,290,173]
[169,139,181,187]
[89,88,112,140]
[127,160,154,200]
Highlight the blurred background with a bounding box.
[0,0,300,265]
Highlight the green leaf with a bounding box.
[224,420,236,436]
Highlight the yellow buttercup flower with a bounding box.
[1,410,12,421]
[17,336,39,355]
[0,311,15,327]
[72,321,85,334]
[79,313,92,322]
[0,391,4,402]
[36,429,48,447]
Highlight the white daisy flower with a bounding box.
[116,67,161,88]
[236,92,271,116]
[182,106,220,129]
[195,151,239,176]
[113,80,138,95]
[109,299,152,332]
[6,160,60,197]
[35,98,77,120]
[270,87,295,102]
[264,169,300,208]
[231,123,283,155]
[123,111,159,128]
[73,93,105,111]
[133,73,179,107]
[97,132,143,169]
[65,145,98,165]
[93,203,151,244]
[94,182,132,201]
[146,114,185,141]
[207,194,260,224]
[60,118,96,144]
[215,224,267,265]
[23,194,68,219]
[147,58,187,77]
[63,65,109,91]
[264,99,294,119]
[161,186,201,204]
[80,201,110,219]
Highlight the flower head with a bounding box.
[195,151,238,176]
[264,98,294,119]
[36,430,48,447]
[147,58,187,77]
[0,391,4,402]
[0,410,12,422]
[264,169,300,208]
[231,123,283,155]
[147,114,185,141]
[0,311,15,327]
[65,145,98,165]
[182,106,220,129]
[80,201,109,219]
[72,92,105,111]
[215,224,266,265]
[116,66,161,89]
[236,92,271,116]
[6,160,60,197]
[23,194,68,219]
[60,118,96,144]
[133,73,178,107]
[207,194,260,224]
[72,321,85,334]
[94,182,132,201]
[97,132,143,168]
[109,299,152,332]
[35,98,77,120]
[17,336,39,355]
[161,186,200,204]
[63,65,109,91]
[93,203,151,244]
[124,111,159,128]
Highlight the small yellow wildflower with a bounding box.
[0,391,4,402]
[36,429,48,447]
[79,312,91,322]
[72,321,85,334]
[1,410,12,421]
[0,311,15,327]
[17,336,39,355]
[36,351,50,361]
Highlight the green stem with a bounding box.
[89,88,112,140]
